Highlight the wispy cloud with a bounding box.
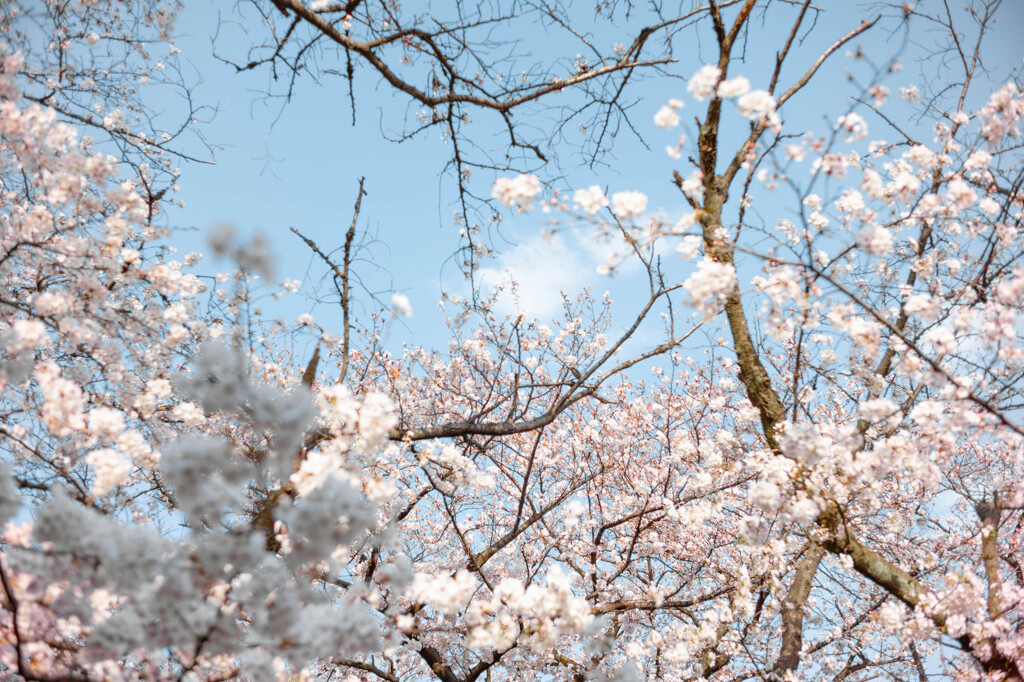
[475,223,676,320]
[477,232,592,319]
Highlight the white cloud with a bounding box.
[475,219,680,320]
[477,233,590,319]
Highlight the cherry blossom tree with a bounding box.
[2,1,1023,681]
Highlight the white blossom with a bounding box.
[856,223,894,255]
[899,85,921,103]
[9,319,49,352]
[407,570,476,614]
[748,481,782,512]
[679,170,704,203]
[683,258,736,319]
[611,190,648,219]
[922,326,957,355]
[87,449,131,496]
[737,90,776,122]
[573,185,609,215]
[687,65,721,101]
[835,189,865,215]
[716,76,750,98]
[492,173,542,210]
[653,104,681,129]
[836,112,868,141]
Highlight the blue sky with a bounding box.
[159,1,1024,356]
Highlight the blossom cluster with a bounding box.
[683,258,737,319]
[492,173,542,210]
